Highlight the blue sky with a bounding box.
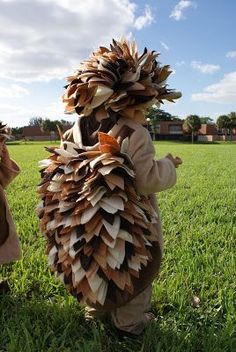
[0,0,235,126]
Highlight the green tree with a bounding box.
[29,117,44,127]
[41,119,58,141]
[200,116,213,124]
[216,115,230,140]
[11,127,23,136]
[183,114,201,143]
[228,112,236,140]
[40,119,72,140]
[145,106,181,137]
[146,107,173,122]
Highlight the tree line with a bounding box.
[11,117,72,137]
[10,111,236,142]
[146,107,236,142]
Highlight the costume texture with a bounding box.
[0,122,10,140]
[37,38,180,313]
[63,39,181,123]
[0,123,21,265]
[38,130,160,308]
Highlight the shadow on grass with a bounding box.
[153,139,236,145]
[0,294,234,352]
[6,142,22,145]
[153,140,222,145]
[6,140,60,146]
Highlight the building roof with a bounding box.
[22,124,72,137]
[22,126,50,137]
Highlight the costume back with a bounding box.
[37,38,181,309]
[38,124,163,308]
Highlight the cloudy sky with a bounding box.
[0,0,235,126]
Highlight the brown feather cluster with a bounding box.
[63,39,181,123]
[0,121,10,139]
[37,132,159,307]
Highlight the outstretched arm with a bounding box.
[128,127,182,196]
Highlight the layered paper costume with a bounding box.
[0,122,10,141]
[0,122,21,264]
[37,39,181,309]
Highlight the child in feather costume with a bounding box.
[37,39,182,335]
[0,122,21,292]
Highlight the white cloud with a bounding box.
[0,0,153,83]
[0,103,34,127]
[191,61,220,74]
[160,41,169,51]
[226,51,236,59]
[170,0,196,21]
[212,112,225,118]
[0,84,29,97]
[133,5,154,30]
[176,60,186,66]
[192,71,236,103]
[0,100,75,127]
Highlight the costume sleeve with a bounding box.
[62,127,74,142]
[128,126,176,195]
[0,159,20,189]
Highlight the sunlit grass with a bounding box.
[0,141,235,352]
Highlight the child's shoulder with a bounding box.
[116,118,153,156]
[117,117,150,137]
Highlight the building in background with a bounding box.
[22,124,72,141]
[147,121,236,141]
[22,126,51,141]
[148,120,183,140]
[198,124,236,141]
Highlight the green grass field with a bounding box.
[0,141,235,352]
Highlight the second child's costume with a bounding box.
[37,39,181,334]
[0,123,21,265]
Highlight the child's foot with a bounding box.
[115,312,157,338]
[144,312,157,322]
[84,306,108,322]
[0,280,10,294]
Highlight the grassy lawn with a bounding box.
[0,141,235,352]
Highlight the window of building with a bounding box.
[168,124,182,134]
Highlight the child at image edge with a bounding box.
[0,124,21,290]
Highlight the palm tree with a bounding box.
[41,119,58,141]
[183,115,201,143]
[216,115,230,140]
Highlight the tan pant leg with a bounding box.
[110,285,152,335]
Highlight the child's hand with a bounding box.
[0,143,11,166]
[166,153,183,168]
